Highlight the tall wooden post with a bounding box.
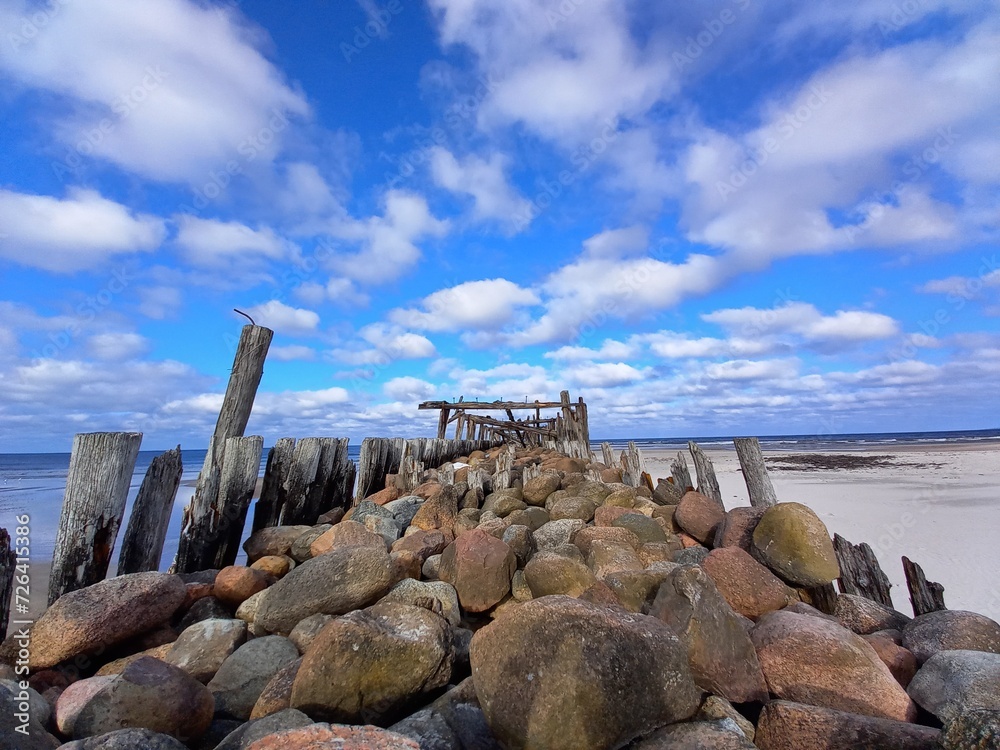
[671,451,693,493]
[174,324,272,573]
[688,441,723,508]
[437,408,450,440]
[118,446,183,575]
[0,529,15,641]
[734,437,778,508]
[49,431,143,604]
[252,438,296,532]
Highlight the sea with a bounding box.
[1,429,997,564]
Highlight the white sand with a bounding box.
[643,443,1000,619]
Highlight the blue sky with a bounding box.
[0,0,998,452]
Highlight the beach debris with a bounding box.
[902,555,948,617]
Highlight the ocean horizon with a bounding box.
[2,427,998,563]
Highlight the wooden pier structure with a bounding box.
[418,389,592,459]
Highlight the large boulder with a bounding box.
[164,618,247,683]
[212,708,314,750]
[521,472,561,505]
[755,700,941,750]
[208,636,300,721]
[388,678,500,750]
[244,723,420,749]
[713,506,766,550]
[470,595,701,750]
[533,518,585,550]
[835,594,911,635]
[290,602,453,725]
[244,526,313,562]
[0,686,60,748]
[438,529,515,613]
[378,578,462,626]
[55,656,213,741]
[674,491,725,544]
[254,545,394,634]
[250,658,302,720]
[941,708,1000,749]
[214,566,272,607]
[702,546,796,619]
[58,728,189,749]
[751,502,840,587]
[523,551,598,598]
[907,649,1000,723]
[752,610,917,721]
[630,720,756,749]
[902,609,1000,664]
[649,565,768,703]
[309,520,387,556]
[28,572,186,669]
[410,486,460,533]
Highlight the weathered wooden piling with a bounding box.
[601,441,615,468]
[734,437,778,508]
[688,441,723,507]
[355,437,492,503]
[670,451,693,493]
[902,556,946,616]
[252,437,296,532]
[493,443,515,490]
[620,441,646,488]
[48,431,143,604]
[175,435,263,572]
[833,534,893,607]
[117,446,183,575]
[0,529,14,641]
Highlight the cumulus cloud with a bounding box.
[383,376,438,401]
[391,278,540,332]
[173,216,290,265]
[429,147,531,229]
[702,302,899,348]
[563,362,647,388]
[269,344,317,362]
[87,332,148,360]
[0,188,164,272]
[244,300,320,337]
[332,323,437,366]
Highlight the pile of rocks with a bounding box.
[3,445,1000,749]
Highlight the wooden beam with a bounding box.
[49,431,143,604]
[436,408,450,440]
[118,446,183,575]
[733,437,778,508]
[418,400,565,411]
[688,441,723,508]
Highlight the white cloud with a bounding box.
[564,362,646,388]
[269,344,317,362]
[0,0,309,182]
[173,216,289,265]
[642,331,780,359]
[545,339,638,362]
[383,376,438,401]
[429,147,531,229]
[0,188,164,272]
[331,190,450,284]
[703,358,800,383]
[703,302,899,347]
[919,270,1000,300]
[582,226,650,258]
[137,285,183,319]
[244,300,320,337]
[87,332,148,360]
[332,323,437,365]
[391,278,539,332]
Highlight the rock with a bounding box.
[392,529,451,564]
[55,656,213,741]
[673,546,710,566]
[29,572,186,670]
[213,708,314,750]
[316,507,345,525]
[250,555,293,578]
[164,618,247,683]
[179,596,232,629]
[244,526,313,563]
[255,545,394,634]
[250,658,302,720]
[511,569,532,602]
[902,609,1000,664]
[422,554,442,580]
[522,472,561,505]
[573,526,641,557]
[365,486,402,506]
[612,513,667,544]
[1,687,60,748]
[941,708,1000,749]
[362,514,403,549]
[470,596,700,750]
[411,486,459,533]
[702,547,796,619]
[388,678,501,750]
[649,565,768,703]
[548,496,597,523]
[752,502,840,587]
[289,526,331,562]
[476,511,511,539]
[506,506,549,531]
[602,486,637,508]
[594,505,632,527]
[482,489,528,518]
[639,540,682,566]
[755,700,941,750]
[752,610,917,721]
[0,678,51,727]
[291,602,453,724]
[214,566,273,607]
[696,694,756,742]
[379,578,462,626]
[244,723,420,749]
[58,728,189,749]
[713,506,766,550]
[438,529,515,613]
[533,518,585,550]
[602,563,679,613]
[674,491,725,545]
[208,636,300,720]
[288,614,334,653]
[587,539,644,580]
[630,720,756,749]
[309,520,387,557]
[907,649,1000,723]
[835,594,911,635]
[93,644,169,677]
[863,631,918,688]
[523,550,599,598]
[235,589,267,626]
[501,524,536,567]
[383,495,425,528]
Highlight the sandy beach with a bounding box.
[643,441,1000,619]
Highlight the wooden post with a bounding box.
[356,437,405,503]
[117,446,183,575]
[601,442,614,468]
[437,408,450,440]
[688,441,723,508]
[734,437,778,508]
[833,534,893,607]
[671,451,693,493]
[252,438,296,532]
[176,436,262,572]
[493,443,514,491]
[902,556,946,617]
[49,432,143,604]
[621,442,646,488]
[0,529,15,641]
